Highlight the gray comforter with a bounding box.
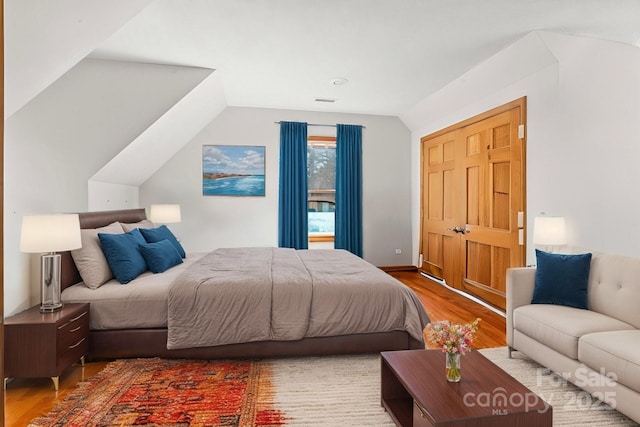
[167,247,429,349]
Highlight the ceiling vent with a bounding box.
[314,98,336,103]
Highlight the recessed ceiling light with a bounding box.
[330,77,348,86]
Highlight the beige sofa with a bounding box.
[507,250,640,424]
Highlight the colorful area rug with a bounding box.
[28,358,285,427]
[29,350,637,426]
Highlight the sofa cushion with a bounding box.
[587,253,640,329]
[579,330,640,392]
[514,304,635,359]
[532,250,592,309]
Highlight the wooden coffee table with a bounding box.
[381,349,552,427]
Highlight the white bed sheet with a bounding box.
[61,252,207,330]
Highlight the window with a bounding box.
[307,136,336,242]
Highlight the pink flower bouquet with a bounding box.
[423,318,481,355]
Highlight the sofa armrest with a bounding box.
[506,267,536,347]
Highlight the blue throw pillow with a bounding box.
[98,229,148,284]
[139,239,184,273]
[531,249,592,309]
[140,225,186,258]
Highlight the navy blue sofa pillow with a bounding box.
[98,228,148,284]
[139,239,183,273]
[140,225,186,258]
[531,249,592,309]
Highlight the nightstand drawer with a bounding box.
[57,309,89,356]
[58,336,89,372]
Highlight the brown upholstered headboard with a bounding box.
[60,208,147,290]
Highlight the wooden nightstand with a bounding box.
[4,303,90,390]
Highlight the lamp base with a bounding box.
[40,302,63,313]
[41,253,63,313]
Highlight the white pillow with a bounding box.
[70,222,124,289]
[121,219,155,232]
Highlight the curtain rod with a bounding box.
[274,121,365,129]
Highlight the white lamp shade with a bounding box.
[533,216,567,246]
[20,214,82,253]
[149,204,181,224]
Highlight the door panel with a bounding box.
[442,235,457,286]
[461,107,523,310]
[420,98,526,311]
[492,162,510,230]
[420,130,461,282]
[466,166,480,226]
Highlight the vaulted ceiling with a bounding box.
[7,0,640,119]
[5,0,640,187]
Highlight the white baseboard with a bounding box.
[420,272,506,318]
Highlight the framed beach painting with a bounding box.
[202,145,266,196]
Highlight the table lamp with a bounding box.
[149,204,181,224]
[533,216,567,253]
[20,214,82,312]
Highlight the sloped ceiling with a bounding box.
[88,0,640,116]
[4,0,153,119]
[4,57,218,205]
[9,1,640,120]
[5,0,227,188]
[5,0,640,186]
[91,69,226,186]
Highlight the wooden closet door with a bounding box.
[460,107,524,310]
[420,130,462,287]
[420,98,526,311]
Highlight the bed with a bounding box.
[60,208,429,360]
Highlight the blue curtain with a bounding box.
[278,121,308,249]
[335,124,363,257]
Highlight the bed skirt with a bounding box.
[87,329,422,360]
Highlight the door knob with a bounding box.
[448,226,470,234]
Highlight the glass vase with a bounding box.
[445,352,461,382]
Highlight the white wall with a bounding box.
[543,33,640,257]
[403,31,640,265]
[88,181,139,211]
[140,106,413,267]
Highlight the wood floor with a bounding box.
[4,271,506,426]
[388,270,506,349]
